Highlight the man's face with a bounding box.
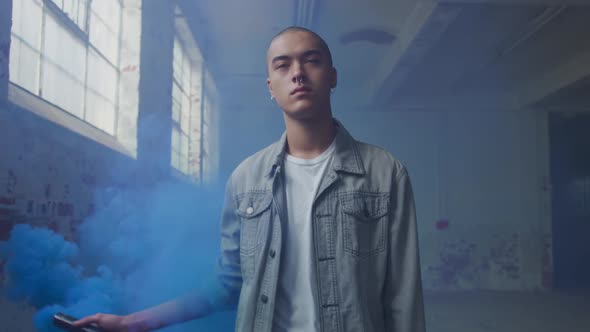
[266,30,337,120]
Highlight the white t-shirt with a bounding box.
[272,140,336,332]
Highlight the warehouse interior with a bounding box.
[0,0,589,331]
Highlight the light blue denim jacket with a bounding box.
[211,120,425,332]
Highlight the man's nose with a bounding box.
[291,62,306,84]
[292,74,305,84]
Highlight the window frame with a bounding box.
[170,35,198,178]
[170,8,213,183]
[8,0,125,139]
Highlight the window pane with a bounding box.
[77,0,88,30]
[11,0,23,35]
[173,38,183,84]
[171,128,180,170]
[202,90,212,157]
[49,0,87,30]
[13,0,43,48]
[171,128,180,151]
[191,77,202,123]
[10,0,43,94]
[191,131,201,177]
[203,122,210,156]
[41,11,85,116]
[86,49,117,134]
[10,40,40,93]
[8,38,20,85]
[43,11,86,82]
[85,91,116,135]
[182,54,192,91]
[181,92,190,134]
[91,0,120,25]
[41,60,84,117]
[190,92,202,177]
[172,83,182,123]
[89,13,117,64]
[87,49,117,102]
[171,153,179,170]
[62,0,74,20]
[181,133,189,172]
[89,0,120,64]
[50,0,63,9]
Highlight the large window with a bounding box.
[171,9,216,182]
[171,36,197,176]
[9,1,215,174]
[9,0,124,135]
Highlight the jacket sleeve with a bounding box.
[210,174,243,309]
[383,166,426,332]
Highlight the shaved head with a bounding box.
[265,25,337,121]
[267,26,333,67]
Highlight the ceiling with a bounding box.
[179,0,590,113]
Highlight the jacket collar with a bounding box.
[267,118,365,178]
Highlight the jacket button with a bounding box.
[261,295,268,303]
[246,207,254,215]
[269,249,276,258]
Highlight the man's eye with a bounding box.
[276,63,288,69]
[307,59,320,63]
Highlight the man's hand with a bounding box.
[72,313,138,332]
[69,293,209,332]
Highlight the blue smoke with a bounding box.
[1,180,236,331]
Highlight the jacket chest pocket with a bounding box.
[236,191,273,280]
[340,192,389,258]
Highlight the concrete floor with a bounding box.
[425,290,590,332]
[2,291,589,331]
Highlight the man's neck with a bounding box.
[283,112,336,160]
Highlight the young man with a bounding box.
[75,26,425,332]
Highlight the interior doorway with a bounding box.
[549,112,590,289]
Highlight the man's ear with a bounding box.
[267,78,274,96]
[330,68,338,89]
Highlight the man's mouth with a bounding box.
[291,86,312,95]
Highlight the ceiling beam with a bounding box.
[367,2,461,106]
[363,46,590,111]
[513,49,590,108]
[439,0,590,5]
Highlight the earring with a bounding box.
[270,95,275,100]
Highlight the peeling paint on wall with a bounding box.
[427,239,478,289]
[426,232,525,290]
[488,233,520,280]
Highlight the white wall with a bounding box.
[218,107,552,290]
